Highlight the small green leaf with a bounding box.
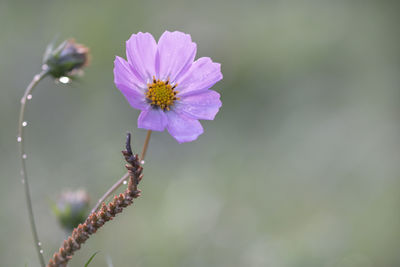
[84,251,100,267]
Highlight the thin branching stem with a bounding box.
[48,133,143,267]
[18,69,49,267]
[90,172,129,214]
[91,130,152,213]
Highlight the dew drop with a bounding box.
[22,154,27,159]
[27,94,33,100]
[39,249,43,254]
[17,136,22,142]
[59,76,71,84]
[22,121,28,127]
[21,179,25,184]
[123,180,127,185]
[140,160,145,165]
[38,242,42,246]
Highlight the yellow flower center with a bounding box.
[145,77,180,111]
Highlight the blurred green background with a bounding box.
[1,0,399,266]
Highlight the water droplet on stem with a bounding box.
[59,76,71,84]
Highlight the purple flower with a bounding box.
[114,31,222,143]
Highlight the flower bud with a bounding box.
[43,39,90,79]
[52,189,90,231]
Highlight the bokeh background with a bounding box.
[1,0,399,266]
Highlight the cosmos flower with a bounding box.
[43,39,90,79]
[114,31,222,143]
[52,189,90,231]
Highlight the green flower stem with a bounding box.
[141,130,152,161]
[18,69,48,267]
[91,130,151,214]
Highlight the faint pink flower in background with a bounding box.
[114,31,222,143]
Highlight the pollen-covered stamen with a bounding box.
[145,76,180,111]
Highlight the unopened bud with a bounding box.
[52,189,90,231]
[43,39,90,79]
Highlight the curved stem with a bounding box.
[18,69,48,267]
[91,130,152,213]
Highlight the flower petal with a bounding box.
[176,57,222,97]
[138,108,167,131]
[114,56,145,92]
[166,111,204,143]
[126,32,157,83]
[114,56,148,110]
[176,90,222,120]
[157,31,197,82]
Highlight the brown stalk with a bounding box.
[47,133,143,267]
